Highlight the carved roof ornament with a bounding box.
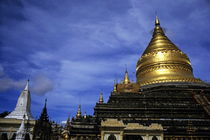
[101,119,163,131]
[101,119,125,127]
[136,16,202,86]
[149,123,164,130]
[125,123,145,129]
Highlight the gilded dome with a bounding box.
[136,17,201,86]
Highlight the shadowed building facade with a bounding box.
[68,17,210,140]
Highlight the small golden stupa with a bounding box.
[123,69,131,84]
[136,17,201,86]
[76,105,82,118]
[99,92,103,104]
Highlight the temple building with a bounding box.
[1,17,210,140]
[67,17,210,140]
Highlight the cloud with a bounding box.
[0,77,25,92]
[0,74,53,96]
[31,74,54,96]
[0,65,53,95]
[0,64,25,91]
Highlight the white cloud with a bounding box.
[0,77,25,92]
[0,65,53,95]
[31,74,54,95]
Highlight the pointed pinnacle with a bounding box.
[123,69,130,84]
[155,16,160,26]
[24,80,29,91]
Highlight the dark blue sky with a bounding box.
[1,0,210,122]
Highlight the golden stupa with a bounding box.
[136,17,201,86]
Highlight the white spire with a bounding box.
[15,115,26,140]
[24,79,29,91]
[5,80,34,120]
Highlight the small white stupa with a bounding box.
[5,80,34,120]
[15,115,26,140]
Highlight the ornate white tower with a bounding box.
[5,80,34,120]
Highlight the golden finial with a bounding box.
[123,68,130,84]
[84,112,87,119]
[155,16,160,26]
[76,105,81,118]
[99,92,103,104]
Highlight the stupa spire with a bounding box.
[136,17,201,86]
[5,80,34,120]
[99,92,103,104]
[39,99,49,121]
[84,112,87,119]
[76,105,82,118]
[155,16,160,26]
[123,68,130,84]
[24,79,29,91]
